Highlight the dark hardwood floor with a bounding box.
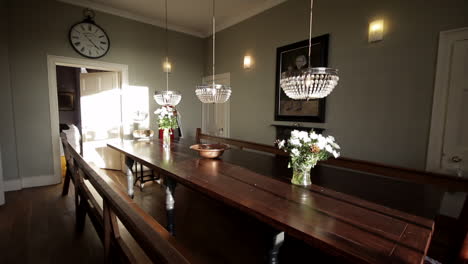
[0,183,104,264]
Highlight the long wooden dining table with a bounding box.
[108,138,434,264]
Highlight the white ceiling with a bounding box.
[58,0,287,38]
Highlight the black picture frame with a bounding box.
[274,34,329,123]
[58,92,75,111]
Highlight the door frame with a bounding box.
[426,27,468,173]
[47,55,129,184]
[201,73,231,138]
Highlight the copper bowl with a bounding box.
[190,144,229,159]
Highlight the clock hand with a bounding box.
[83,34,101,50]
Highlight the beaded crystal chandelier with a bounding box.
[280,0,339,100]
[195,0,232,104]
[154,0,181,106]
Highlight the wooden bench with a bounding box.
[61,133,194,263]
[195,128,468,263]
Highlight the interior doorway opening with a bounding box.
[47,56,130,184]
[56,65,123,171]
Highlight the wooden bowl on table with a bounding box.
[190,144,230,159]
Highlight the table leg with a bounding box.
[125,156,135,199]
[165,176,177,236]
[268,231,285,264]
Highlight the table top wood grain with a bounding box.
[108,139,434,264]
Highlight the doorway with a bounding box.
[201,73,231,137]
[427,27,468,218]
[47,56,129,183]
[427,27,468,176]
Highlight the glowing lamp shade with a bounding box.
[369,20,384,42]
[243,55,252,69]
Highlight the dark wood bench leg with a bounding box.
[62,167,71,196]
[75,184,87,232]
[165,176,177,236]
[268,231,285,264]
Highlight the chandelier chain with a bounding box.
[308,0,313,67]
[212,0,216,88]
[165,0,169,91]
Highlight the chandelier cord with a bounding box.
[308,0,313,67]
[212,0,216,89]
[165,0,169,92]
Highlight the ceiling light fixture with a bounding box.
[279,0,339,100]
[195,0,232,104]
[154,0,181,106]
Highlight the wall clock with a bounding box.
[69,9,110,59]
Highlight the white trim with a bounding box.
[21,175,60,188]
[426,27,468,173]
[57,0,286,38]
[47,55,129,187]
[3,175,59,192]
[57,0,205,38]
[4,178,21,192]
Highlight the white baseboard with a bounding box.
[3,175,61,192]
[22,175,61,188]
[4,178,22,191]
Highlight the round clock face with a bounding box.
[69,22,110,58]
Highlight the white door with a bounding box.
[440,40,468,176]
[201,73,230,137]
[80,72,122,170]
[427,28,468,218]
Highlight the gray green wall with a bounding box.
[206,0,468,169]
[5,0,204,184]
[0,0,19,182]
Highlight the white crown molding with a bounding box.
[58,0,287,38]
[212,0,287,36]
[57,0,206,38]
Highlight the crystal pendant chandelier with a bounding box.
[280,0,339,100]
[195,0,232,104]
[154,0,181,106]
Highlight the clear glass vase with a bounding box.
[291,164,314,186]
[163,128,170,149]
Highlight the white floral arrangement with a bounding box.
[154,105,178,130]
[276,130,340,170]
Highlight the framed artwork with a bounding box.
[274,34,329,123]
[58,92,75,111]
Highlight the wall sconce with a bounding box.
[368,20,384,43]
[243,55,253,69]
